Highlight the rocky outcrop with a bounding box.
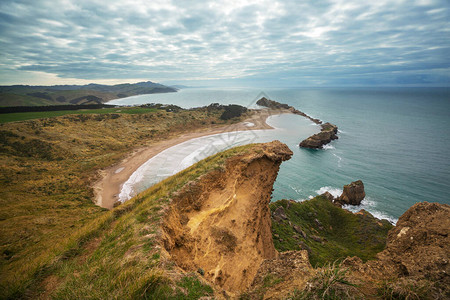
[343,202,450,298]
[256,97,291,110]
[256,97,322,124]
[161,141,293,295]
[299,122,338,149]
[336,180,365,206]
[379,202,450,282]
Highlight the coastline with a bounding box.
[93,108,290,209]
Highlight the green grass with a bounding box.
[1,138,254,299]
[0,106,246,299]
[270,197,393,267]
[0,107,158,123]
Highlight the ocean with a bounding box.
[109,87,450,223]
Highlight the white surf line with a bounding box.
[118,128,272,203]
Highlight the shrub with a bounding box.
[220,104,247,120]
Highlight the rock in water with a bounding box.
[299,122,338,149]
[337,180,365,205]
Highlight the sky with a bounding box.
[0,0,449,87]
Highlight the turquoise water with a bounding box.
[109,87,450,222]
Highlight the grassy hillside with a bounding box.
[0,107,158,123]
[0,106,247,298]
[270,198,393,267]
[0,81,176,107]
[1,141,254,299]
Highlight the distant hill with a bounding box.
[0,81,177,107]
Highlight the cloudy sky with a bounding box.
[0,0,449,87]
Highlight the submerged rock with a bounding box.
[337,180,365,206]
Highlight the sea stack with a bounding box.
[337,180,365,206]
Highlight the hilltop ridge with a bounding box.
[0,80,176,107]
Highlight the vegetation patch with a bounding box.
[293,261,361,300]
[378,278,437,300]
[270,196,393,266]
[0,106,250,298]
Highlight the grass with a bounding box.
[4,143,254,299]
[378,278,437,300]
[293,261,360,300]
[0,107,158,123]
[270,197,393,267]
[0,107,249,299]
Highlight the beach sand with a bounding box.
[93,108,289,209]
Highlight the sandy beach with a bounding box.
[93,108,289,209]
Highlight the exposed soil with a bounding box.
[161,141,293,295]
[343,201,450,298]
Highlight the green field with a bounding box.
[0,107,158,123]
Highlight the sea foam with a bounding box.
[322,144,335,150]
[315,186,343,198]
[314,188,398,224]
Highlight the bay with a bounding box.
[109,87,450,223]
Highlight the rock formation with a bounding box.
[256,97,322,124]
[336,180,365,206]
[256,97,291,110]
[161,141,448,298]
[344,202,450,298]
[161,141,293,295]
[299,122,339,149]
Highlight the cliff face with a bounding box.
[162,141,293,294]
[378,202,449,282]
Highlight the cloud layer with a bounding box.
[0,0,449,86]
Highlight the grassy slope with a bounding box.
[0,82,176,107]
[0,90,118,106]
[0,93,55,107]
[270,198,393,267]
[0,107,158,123]
[3,144,254,299]
[0,107,245,298]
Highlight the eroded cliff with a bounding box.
[161,141,293,294]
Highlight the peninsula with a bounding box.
[256,96,339,149]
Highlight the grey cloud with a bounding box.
[0,0,449,86]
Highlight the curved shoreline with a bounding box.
[93,109,291,209]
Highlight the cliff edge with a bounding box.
[162,141,294,294]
